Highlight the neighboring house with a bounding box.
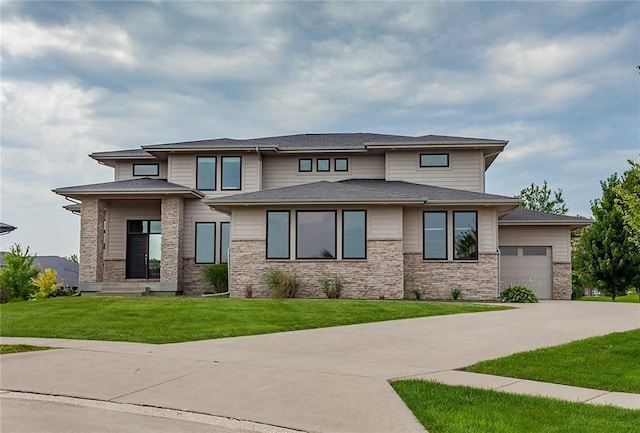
[53,133,591,299]
[0,223,17,235]
[0,255,79,289]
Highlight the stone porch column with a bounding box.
[160,197,184,292]
[79,198,106,286]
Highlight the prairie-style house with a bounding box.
[54,133,590,299]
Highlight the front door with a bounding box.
[125,220,162,279]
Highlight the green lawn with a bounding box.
[0,297,505,344]
[466,329,640,393]
[392,381,640,433]
[578,293,639,303]
[0,344,53,355]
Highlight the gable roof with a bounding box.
[499,208,593,228]
[205,179,521,213]
[53,178,204,200]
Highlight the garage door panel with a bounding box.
[500,246,552,299]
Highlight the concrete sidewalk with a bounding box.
[1,301,639,433]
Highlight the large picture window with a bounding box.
[454,211,477,260]
[221,156,241,190]
[296,211,336,259]
[197,157,216,190]
[423,212,447,260]
[267,211,290,259]
[342,210,366,259]
[195,222,216,264]
[220,222,230,263]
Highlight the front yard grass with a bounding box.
[392,381,640,433]
[0,297,506,344]
[466,329,640,393]
[0,344,53,355]
[578,293,639,303]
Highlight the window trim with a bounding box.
[334,158,349,172]
[196,156,217,190]
[132,163,159,177]
[316,158,330,172]
[195,222,216,264]
[420,153,449,168]
[342,210,367,260]
[220,222,230,263]
[221,156,242,191]
[423,211,448,260]
[453,210,478,261]
[298,158,312,172]
[266,211,291,260]
[295,210,337,260]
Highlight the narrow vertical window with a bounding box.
[220,222,230,263]
[423,212,447,260]
[197,157,216,190]
[221,156,241,190]
[296,211,336,259]
[298,159,312,172]
[267,211,290,259]
[195,222,216,264]
[342,210,366,259]
[454,211,478,260]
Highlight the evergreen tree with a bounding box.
[574,174,640,301]
[0,244,39,301]
[516,181,568,214]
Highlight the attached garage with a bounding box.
[498,209,592,300]
[500,246,552,299]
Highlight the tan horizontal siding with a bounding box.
[369,207,402,239]
[498,226,571,262]
[183,199,228,258]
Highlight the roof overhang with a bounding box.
[206,197,425,214]
[53,188,204,201]
[498,220,593,230]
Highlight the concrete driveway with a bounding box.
[1,301,639,433]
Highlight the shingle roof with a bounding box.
[53,178,203,198]
[91,149,154,159]
[141,133,507,151]
[0,223,17,234]
[499,208,593,226]
[205,179,521,206]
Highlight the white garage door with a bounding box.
[500,246,552,299]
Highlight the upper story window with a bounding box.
[221,156,242,190]
[317,158,330,172]
[299,158,312,172]
[420,153,449,167]
[296,211,336,259]
[133,164,159,176]
[335,158,348,172]
[197,157,216,190]
[453,211,477,260]
[267,211,290,259]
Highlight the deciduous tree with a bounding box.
[516,181,568,214]
[0,244,39,301]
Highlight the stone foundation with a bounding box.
[552,262,572,300]
[103,260,126,282]
[182,259,211,296]
[229,239,404,299]
[403,253,499,300]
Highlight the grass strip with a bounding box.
[466,329,640,393]
[0,344,53,355]
[392,380,640,433]
[0,297,506,344]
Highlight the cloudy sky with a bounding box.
[1,1,638,257]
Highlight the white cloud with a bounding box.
[1,19,136,67]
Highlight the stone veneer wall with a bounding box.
[229,239,404,299]
[404,253,499,300]
[182,259,210,296]
[552,262,572,300]
[103,260,126,282]
[79,198,106,284]
[160,197,184,290]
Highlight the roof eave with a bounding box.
[499,220,593,228]
[141,145,279,152]
[203,198,425,207]
[364,141,507,149]
[53,189,204,200]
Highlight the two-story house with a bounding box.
[53,133,590,300]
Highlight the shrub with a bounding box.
[320,277,343,299]
[451,287,463,300]
[202,263,228,293]
[265,268,300,298]
[409,289,422,300]
[0,244,39,301]
[31,268,63,300]
[499,285,539,303]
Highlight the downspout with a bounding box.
[497,248,502,297]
